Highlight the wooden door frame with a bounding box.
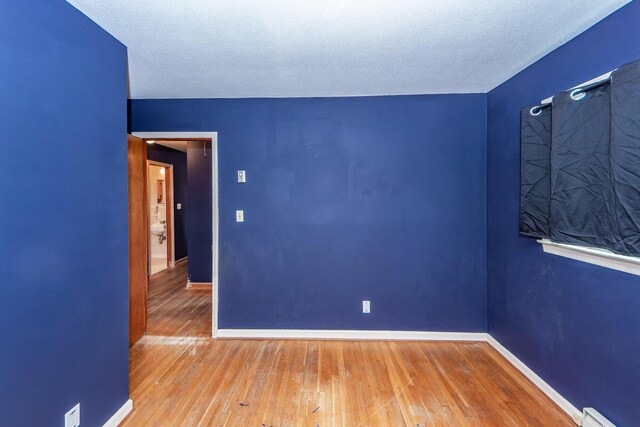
[147,160,175,271]
[127,135,149,346]
[133,132,219,338]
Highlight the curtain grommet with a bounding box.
[530,106,543,116]
[570,89,586,101]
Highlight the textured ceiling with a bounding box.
[67,0,631,99]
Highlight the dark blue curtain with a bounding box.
[520,107,551,238]
[520,59,640,256]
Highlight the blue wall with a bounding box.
[147,144,189,260]
[5,0,636,423]
[0,1,129,426]
[487,2,640,425]
[130,95,488,331]
[186,141,213,282]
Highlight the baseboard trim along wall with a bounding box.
[486,336,583,424]
[102,399,133,427]
[216,329,487,341]
[186,281,212,290]
[216,329,582,424]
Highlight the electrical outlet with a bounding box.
[362,300,371,314]
[236,210,244,222]
[65,403,80,427]
[237,170,246,183]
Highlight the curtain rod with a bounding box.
[530,69,616,116]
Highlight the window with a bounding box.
[520,59,640,275]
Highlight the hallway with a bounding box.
[147,259,212,338]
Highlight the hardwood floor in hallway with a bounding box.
[146,259,211,338]
[123,337,573,426]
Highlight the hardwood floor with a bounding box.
[124,337,573,426]
[132,262,571,426]
[146,259,211,337]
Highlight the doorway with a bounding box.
[128,132,218,346]
[147,161,174,275]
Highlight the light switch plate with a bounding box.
[237,170,246,183]
[362,300,371,314]
[176,203,182,210]
[236,210,244,222]
[65,403,80,427]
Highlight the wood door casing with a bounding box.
[128,135,148,346]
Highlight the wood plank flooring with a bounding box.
[127,262,573,426]
[125,337,573,426]
[146,259,211,337]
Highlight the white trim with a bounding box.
[133,131,219,339]
[102,399,132,427]
[217,329,488,341]
[169,165,175,266]
[211,133,219,338]
[486,336,582,425]
[133,132,214,139]
[583,408,616,427]
[186,281,212,289]
[539,239,640,277]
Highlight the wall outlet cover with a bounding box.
[65,403,80,427]
[363,300,371,314]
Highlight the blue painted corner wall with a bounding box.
[130,95,488,331]
[147,144,189,260]
[187,140,213,282]
[487,2,640,425]
[0,1,129,426]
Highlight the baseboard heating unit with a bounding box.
[583,408,615,427]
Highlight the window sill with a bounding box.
[538,239,640,276]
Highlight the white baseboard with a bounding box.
[217,329,488,341]
[186,281,212,289]
[486,336,582,424]
[102,399,133,427]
